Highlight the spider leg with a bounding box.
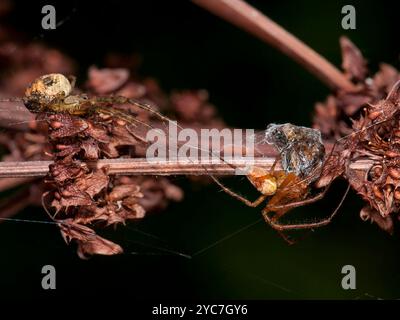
[124,124,150,144]
[262,184,350,231]
[270,156,279,174]
[92,96,179,148]
[94,96,241,173]
[266,189,325,224]
[96,96,176,128]
[95,105,154,131]
[210,175,267,207]
[267,186,328,217]
[126,97,175,126]
[265,170,338,220]
[93,96,244,197]
[123,98,240,173]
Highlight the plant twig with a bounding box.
[0,157,372,178]
[0,98,34,130]
[192,0,357,92]
[0,158,276,177]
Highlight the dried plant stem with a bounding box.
[192,0,356,92]
[0,157,372,178]
[0,100,34,130]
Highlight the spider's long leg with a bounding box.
[268,185,329,212]
[95,105,154,132]
[270,156,279,174]
[262,184,350,231]
[265,188,325,224]
[94,97,185,147]
[124,125,150,144]
[262,169,337,227]
[127,97,177,127]
[95,96,242,169]
[97,96,255,204]
[96,96,178,128]
[263,171,336,224]
[265,165,340,222]
[211,175,267,207]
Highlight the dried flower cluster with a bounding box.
[313,37,400,139]
[40,109,145,257]
[0,6,224,256]
[314,37,400,234]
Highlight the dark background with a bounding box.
[0,0,399,300]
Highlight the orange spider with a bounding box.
[210,123,349,239]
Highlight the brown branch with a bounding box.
[0,157,372,178]
[0,99,33,131]
[192,0,357,92]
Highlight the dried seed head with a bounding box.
[56,144,68,150]
[116,119,127,126]
[61,189,72,197]
[372,165,383,179]
[388,167,400,180]
[50,121,63,129]
[394,189,400,200]
[368,110,381,120]
[372,185,384,201]
[385,150,400,158]
[24,73,72,112]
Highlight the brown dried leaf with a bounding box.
[85,121,111,143]
[373,63,400,95]
[75,169,109,198]
[360,206,394,235]
[337,91,371,116]
[49,159,88,184]
[107,184,142,202]
[340,36,368,82]
[46,114,89,139]
[160,179,184,202]
[54,184,93,207]
[80,138,100,159]
[87,66,130,94]
[59,219,123,258]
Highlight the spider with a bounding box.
[5,73,171,143]
[209,123,351,240]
